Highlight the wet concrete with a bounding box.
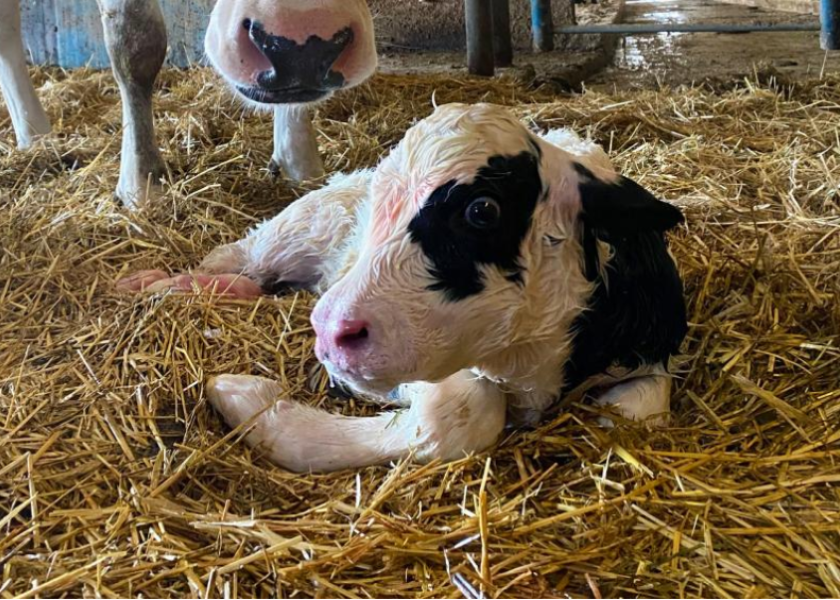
[378,0,622,88]
[589,0,840,89]
[378,0,840,91]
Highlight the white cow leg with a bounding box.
[592,374,672,427]
[269,104,324,182]
[0,0,51,149]
[98,0,167,208]
[207,370,507,473]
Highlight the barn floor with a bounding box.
[1,68,839,598]
[379,0,840,92]
[591,0,840,89]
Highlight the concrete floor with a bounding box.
[589,0,840,88]
[377,0,840,91]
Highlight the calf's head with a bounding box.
[312,104,685,395]
[205,0,376,105]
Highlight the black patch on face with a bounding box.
[563,165,688,392]
[407,152,543,301]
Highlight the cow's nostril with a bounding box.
[334,320,370,350]
[242,18,252,31]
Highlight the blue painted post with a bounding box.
[821,0,840,49]
[531,0,554,52]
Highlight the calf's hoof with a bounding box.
[116,269,170,292]
[116,272,263,298]
[592,377,672,428]
[207,374,285,429]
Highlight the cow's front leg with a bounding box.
[0,0,51,149]
[592,373,672,427]
[201,171,368,290]
[269,105,324,182]
[98,0,167,208]
[207,370,507,473]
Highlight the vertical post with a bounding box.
[491,0,513,67]
[531,0,555,52]
[821,0,840,49]
[465,0,495,76]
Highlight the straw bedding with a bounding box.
[1,67,839,598]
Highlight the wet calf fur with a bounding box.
[124,103,687,473]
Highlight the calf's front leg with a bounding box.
[198,170,370,289]
[207,370,507,473]
[117,170,369,295]
[0,0,51,149]
[98,0,167,208]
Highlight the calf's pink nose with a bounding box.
[334,319,370,350]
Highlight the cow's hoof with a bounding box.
[267,156,325,182]
[116,183,163,211]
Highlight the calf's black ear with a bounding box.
[562,162,688,393]
[573,163,683,234]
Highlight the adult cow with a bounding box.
[0,0,377,207]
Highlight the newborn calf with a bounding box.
[123,103,687,472]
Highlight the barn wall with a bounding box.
[19,0,577,69]
[369,0,574,52]
[19,0,214,68]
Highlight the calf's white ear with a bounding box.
[574,163,684,234]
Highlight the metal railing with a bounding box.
[555,22,821,34]
[465,0,839,77]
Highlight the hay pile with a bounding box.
[1,67,839,598]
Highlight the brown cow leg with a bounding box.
[98,0,167,208]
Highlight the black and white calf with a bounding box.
[121,103,688,473]
[0,0,376,206]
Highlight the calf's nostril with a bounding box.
[241,18,252,31]
[334,319,371,350]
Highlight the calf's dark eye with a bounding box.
[465,197,501,230]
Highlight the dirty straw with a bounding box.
[0,67,838,598]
